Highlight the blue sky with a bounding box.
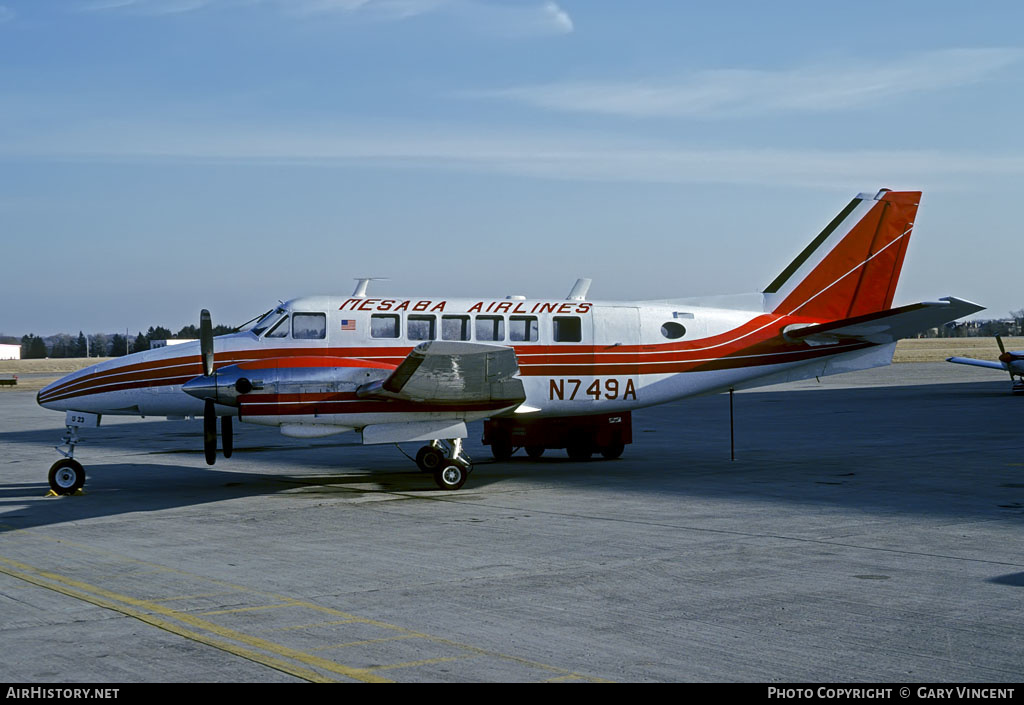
[2,0,1022,335]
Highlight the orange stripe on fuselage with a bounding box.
[38,311,860,405]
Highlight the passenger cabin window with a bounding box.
[265,316,290,338]
[442,315,471,341]
[553,316,581,343]
[475,315,505,341]
[371,314,400,339]
[509,316,539,342]
[407,315,436,341]
[293,312,326,340]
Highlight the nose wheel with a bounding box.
[48,458,85,496]
[47,422,89,496]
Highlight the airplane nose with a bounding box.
[37,377,69,411]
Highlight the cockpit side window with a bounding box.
[293,312,327,340]
[265,316,290,338]
[252,308,285,336]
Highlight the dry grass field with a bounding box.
[2,337,1019,393]
[892,336,1024,363]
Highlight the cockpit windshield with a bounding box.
[251,307,287,336]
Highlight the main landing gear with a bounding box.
[413,439,472,490]
[49,424,86,495]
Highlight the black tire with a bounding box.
[415,446,445,473]
[490,430,514,461]
[525,445,545,460]
[599,442,625,460]
[48,458,85,496]
[433,462,467,491]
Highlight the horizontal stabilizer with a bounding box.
[946,357,1007,371]
[357,340,525,404]
[784,297,984,345]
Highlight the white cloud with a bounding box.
[5,120,1022,190]
[77,0,573,34]
[483,48,1024,117]
[80,0,210,14]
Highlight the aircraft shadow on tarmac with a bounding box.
[1,381,1021,532]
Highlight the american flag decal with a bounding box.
[340,319,356,331]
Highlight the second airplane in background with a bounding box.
[948,336,1024,394]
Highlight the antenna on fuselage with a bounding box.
[566,278,592,301]
[353,277,389,298]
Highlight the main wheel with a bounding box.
[48,458,85,496]
[599,442,625,459]
[434,462,468,491]
[525,445,545,460]
[415,446,445,473]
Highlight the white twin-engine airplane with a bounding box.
[38,189,982,494]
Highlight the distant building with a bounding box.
[0,343,21,360]
[150,339,198,349]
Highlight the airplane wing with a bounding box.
[783,297,984,346]
[946,357,1007,371]
[356,340,526,405]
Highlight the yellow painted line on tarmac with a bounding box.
[369,655,473,672]
[200,603,298,616]
[266,619,362,632]
[151,591,244,603]
[314,634,422,651]
[0,555,391,683]
[0,531,612,683]
[544,674,585,682]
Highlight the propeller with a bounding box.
[200,308,214,377]
[222,416,233,459]
[183,309,247,464]
[996,335,1014,381]
[204,398,217,465]
[198,308,229,465]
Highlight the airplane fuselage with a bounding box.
[38,294,893,430]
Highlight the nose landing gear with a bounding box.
[48,419,92,496]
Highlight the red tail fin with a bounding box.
[763,189,919,320]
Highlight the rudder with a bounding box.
[763,189,920,321]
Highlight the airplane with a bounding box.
[947,336,1024,394]
[37,188,983,495]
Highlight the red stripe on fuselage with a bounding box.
[39,313,863,405]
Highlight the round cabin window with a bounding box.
[661,322,686,339]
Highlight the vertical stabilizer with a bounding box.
[763,189,919,320]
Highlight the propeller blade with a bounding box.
[204,398,217,466]
[200,309,214,377]
[222,416,233,459]
[995,336,1014,379]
